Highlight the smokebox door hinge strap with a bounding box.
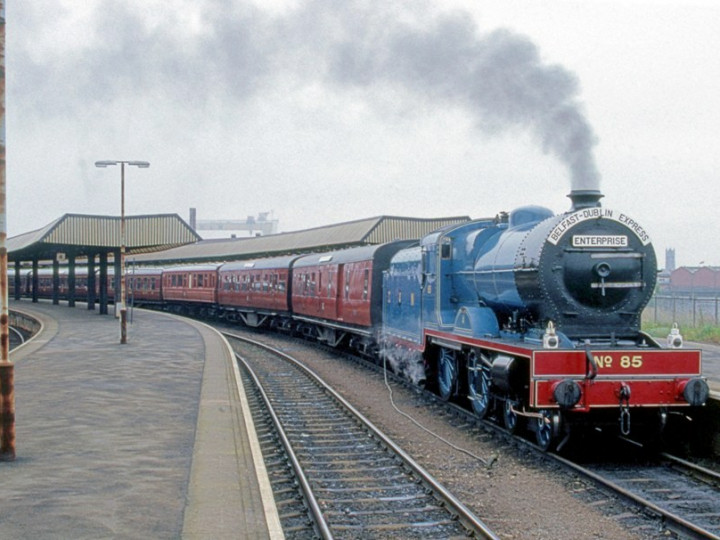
[584,342,598,380]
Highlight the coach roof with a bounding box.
[219,255,300,272]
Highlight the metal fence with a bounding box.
[644,295,720,328]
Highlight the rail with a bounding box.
[552,450,720,539]
[226,331,499,539]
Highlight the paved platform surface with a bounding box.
[689,341,720,394]
[3,299,282,539]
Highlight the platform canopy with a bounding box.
[7,213,201,262]
[132,214,472,265]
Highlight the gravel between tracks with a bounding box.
[264,336,673,540]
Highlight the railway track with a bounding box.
[553,451,720,539]
[391,370,720,538]
[413,368,720,539]
[9,326,27,350]
[224,331,498,539]
[223,325,720,537]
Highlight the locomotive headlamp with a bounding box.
[667,323,683,348]
[543,321,559,349]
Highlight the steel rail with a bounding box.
[550,452,720,540]
[8,326,24,347]
[660,452,720,487]
[225,330,500,540]
[234,349,333,540]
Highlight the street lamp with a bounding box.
[95,160,150,344]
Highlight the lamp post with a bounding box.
[95,160,150,344]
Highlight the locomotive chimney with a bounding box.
[568,189,603,211]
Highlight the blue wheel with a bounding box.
[437,348,457,401]
[503,399,519,433]
[535,409,559,451]
[467,351,491,419]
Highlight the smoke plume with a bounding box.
[14,1,600,191]
[324,10,600,191]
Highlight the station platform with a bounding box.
[2,299,283,539]
[692,341,720,395]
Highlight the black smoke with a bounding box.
[324,10,599,191]
[12,1,600,190]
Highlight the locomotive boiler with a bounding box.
[471,190,656,338]
[382,189,709,450]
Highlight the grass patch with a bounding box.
[643,324,720,344]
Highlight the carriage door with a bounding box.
[422,243,440,327]
[337,264,346,322]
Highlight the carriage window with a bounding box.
[363,269,369,300]
[345,270,350,300]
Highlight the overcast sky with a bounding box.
[7,0,720,268]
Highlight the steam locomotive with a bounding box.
[381,190,708,449]
[15,189,709,450]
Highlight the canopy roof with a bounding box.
[8,213,201,262]
[132,215,471,265]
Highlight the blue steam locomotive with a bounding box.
[381,190,707,450]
